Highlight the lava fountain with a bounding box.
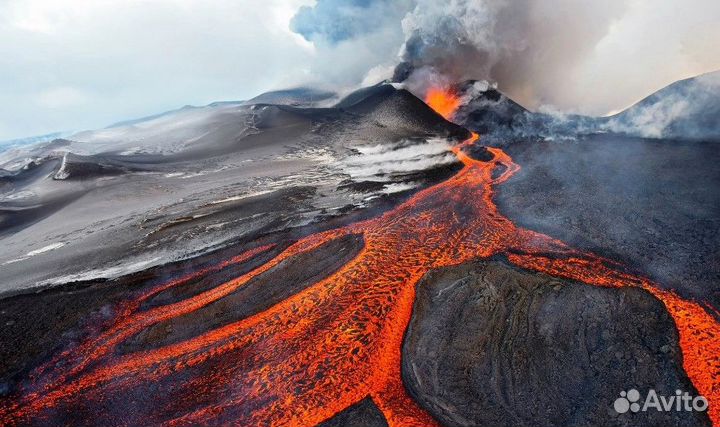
[424,86,462,120]
[0,88,717,426]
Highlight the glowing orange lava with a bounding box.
[0,116,717,425]
[425,87,462,120]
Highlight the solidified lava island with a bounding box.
[1,78,719,427]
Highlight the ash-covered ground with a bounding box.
[0,73,718,427]
[0,84,466,294]
[495,136,720,309]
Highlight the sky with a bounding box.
[1,0,719,141]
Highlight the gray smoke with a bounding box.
[602,70,720,140]
[291,0,720,116]
[394,0,628,109]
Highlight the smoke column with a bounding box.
[291,0,720,115]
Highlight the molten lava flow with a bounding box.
[425,87,462,120]
[1,117,718,425]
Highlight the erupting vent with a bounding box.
[425,87,462,120]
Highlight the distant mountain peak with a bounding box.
[602,69,720,140]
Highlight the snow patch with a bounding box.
[27,242,66,256]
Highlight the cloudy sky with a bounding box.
[1,0,719,141]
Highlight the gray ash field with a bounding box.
[0,75,718,427]
[0,84,465,294]
[496,136,720,308]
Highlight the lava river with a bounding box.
[1,89,718,426]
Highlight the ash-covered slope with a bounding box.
[600,70,720,141]
[449,71,720,143]
[0,84,467,294]
[336,83,469,136]
[451,81,593,143]
[495,135,720,308]
[245,87,336,107]
[454,81,529,132]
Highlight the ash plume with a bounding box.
[290,0,720,116]
[393,0,627,110]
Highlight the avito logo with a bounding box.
[614,389,708,414]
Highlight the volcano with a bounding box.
[0,76,718,427]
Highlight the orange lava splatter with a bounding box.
[1,103,717,426]
[425,87,462,120]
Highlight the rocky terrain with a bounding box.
[601,70,720,140]
[494,135,720,307]
[449,70,720,143]
[403,259,709,426]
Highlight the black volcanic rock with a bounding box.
[402,260,709,427]
[451,81,567,143]
[455,81,529,133]
[53,152,148,180]
[460,144,494,162]
[318,398,388,427]
[118,233,365,353]
[336,83,470,139]
[335,83,398,112]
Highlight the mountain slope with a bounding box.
[601,70,720,140]
[0,83,466,294]
[454,71,720,142]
